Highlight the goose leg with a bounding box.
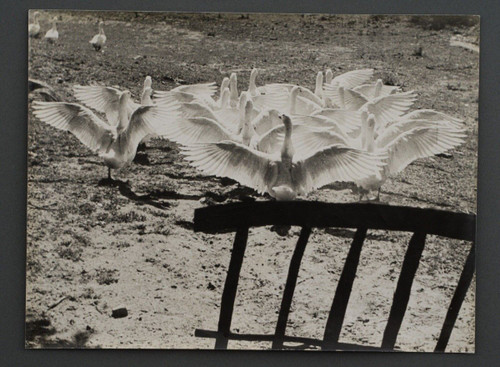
[108,167,112,181]
[376,188,381,201]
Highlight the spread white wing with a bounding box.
[400,109,464,129]
[364,91,417,128]
[32,101,115,154]
[255,124,350,158]
[331,69,374,88]
[376,122,466,175]
[158,116,236,146]
[292,144,385,192]
[121,104,179,156]
[181,141,275,194]
[353,83,400,99]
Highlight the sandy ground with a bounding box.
[26,12,478,351]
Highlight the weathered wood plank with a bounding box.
[194,202,475,241]
[272,226,312,349]
[322,227,368,350]
[434,242,476,352]
[381,232,427,350]
[215,227,249,349]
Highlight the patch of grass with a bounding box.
[56,239,83,262]
[409,16,478,31]
[113,210,147,223]
[95,268,119,285]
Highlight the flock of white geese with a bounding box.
[32,66,466,201]
[29,12,107,50]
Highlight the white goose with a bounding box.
[31,93,180,180]
[28,12,41,38]
[90,21,106,51]
[44,18,59,43]
[357,113,465,200]
[291,111,466,200]
[181,115,385,200]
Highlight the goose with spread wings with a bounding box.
[31,91,179,181]
[284,111,466,200]
[181,115,386,201]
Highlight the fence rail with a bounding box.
[194,201,476,351]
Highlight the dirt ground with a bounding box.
[26,12,478,351]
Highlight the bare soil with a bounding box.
[26,12,478,351]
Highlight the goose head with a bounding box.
[220,77,229,93]
[289,86,302,114]
[229,73,237,91]
[325,68,333,84]
[98,21,105,33]
[144,76,152,89]
[33,11,40,22]
[315,71,324,97]
[249,68,258,92]
[229,73,238,106]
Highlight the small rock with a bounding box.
[111,306,128,318]
[207,282,216,290]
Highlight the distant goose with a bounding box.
[181,115,385,200]
[32,93,180,180]
[44,18,59,43]
[90,21,106,51]
[28,12,41,38]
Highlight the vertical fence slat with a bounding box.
[272,226,312,349]
[381,231,427,350]
[434,242,475,352]
[322,227,368,350]
[215,226,249,349]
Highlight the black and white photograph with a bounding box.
[26,11,478,351]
